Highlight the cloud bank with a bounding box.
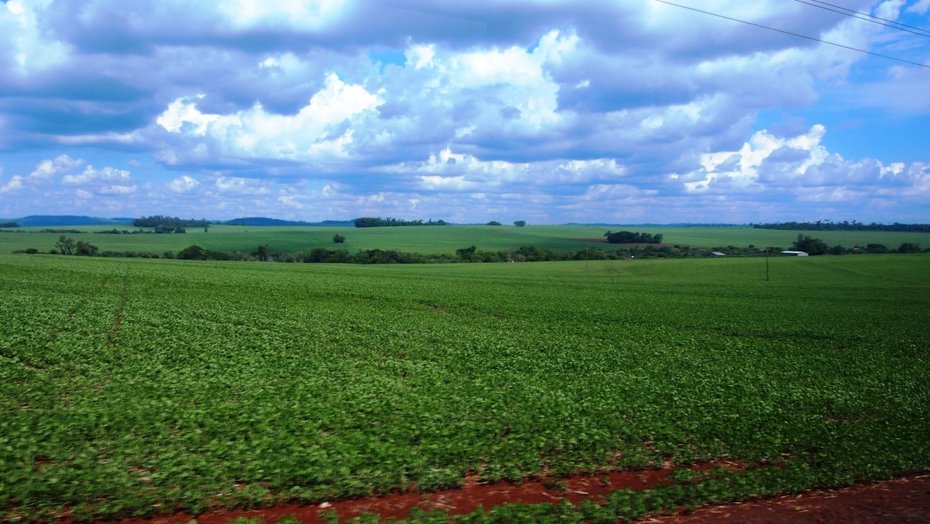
[0,0,928,222]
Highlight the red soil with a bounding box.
[116,461,729,523]
[648,473,930,523]
[111,469,930,523]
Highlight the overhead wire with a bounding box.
[805,0,930,36]
[652,0,930,70]
[793,0,930,39]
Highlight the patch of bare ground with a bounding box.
[99,470,930,523]
[113,461,742,524]
[647,473,930,524]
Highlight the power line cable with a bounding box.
[793,0,930,38]
[653,0,930,70]
[807,0,930,36]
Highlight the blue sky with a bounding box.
[0,0,928,224]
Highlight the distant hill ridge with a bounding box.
[0,215,355,227]
[5,215,133,227]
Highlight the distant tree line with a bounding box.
[753,220,930,233]
[0,228,83,234]
[353,217,448,228]
[604,230,664,244]
[133,215,210,233]
[95,228,163,235]
[0,221,19,228]
[17,234,926,262]
[789,234,924,255]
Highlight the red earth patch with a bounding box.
[105,469,929,523]
[113,461,738,523]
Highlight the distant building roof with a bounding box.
[781,250,809,256]
[711,251,726,256]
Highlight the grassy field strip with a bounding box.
[3,225,930,255]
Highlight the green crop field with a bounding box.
[2,254,929,521]
[2,225,929,256]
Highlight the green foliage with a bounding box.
[604,231,663,244]
[333,234,346,244]
[455,245,477,262]
[55,235,74,255]
[754,220,930,232]
[354,217,448,228]
[54,236,98,256]
[3,224,930,258]
[252,244,271,261]
[513,220,526,227]
[791,234,828,255]
[177,245,207,260]
[133,215,208,230]
[1,254,928,520]
[75,240,99,256]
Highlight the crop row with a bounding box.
[1,254,928,520]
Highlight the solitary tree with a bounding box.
[177,245,207,260]
[253,244,271,261]
[514,220,527,227]
[55,235,75,255]
[333,234,346,244]
[455,245,477,262]
[75,240,99,256]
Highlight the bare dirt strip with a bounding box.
[646,473,930,523]
[117,462,727,524]
[107,463,930,523]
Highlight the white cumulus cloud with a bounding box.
[405,148,627,192]
[217,0,349,30]
[157,73,382,161]
[29,155,84,179]
[62,166,132,186]
[0,174,25,194]
[215,176,269,195]
[169,175,200,193]
[1,0,70,75]
[675,124,930,211]
[907,0,930,14]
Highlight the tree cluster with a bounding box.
[353,217,448,228]
[0,221,19,228]
[52,235,98,256]
[176,245,233,260]
[753,220,930,233]
[791,234,828,255]
[604,230,664,244]
[95,228,156,235]
[787,234,925,256]
[133,215,209,232]
[26,233,925,263]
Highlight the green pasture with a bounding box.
[1,224,928,255]
[1,253,929,521]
